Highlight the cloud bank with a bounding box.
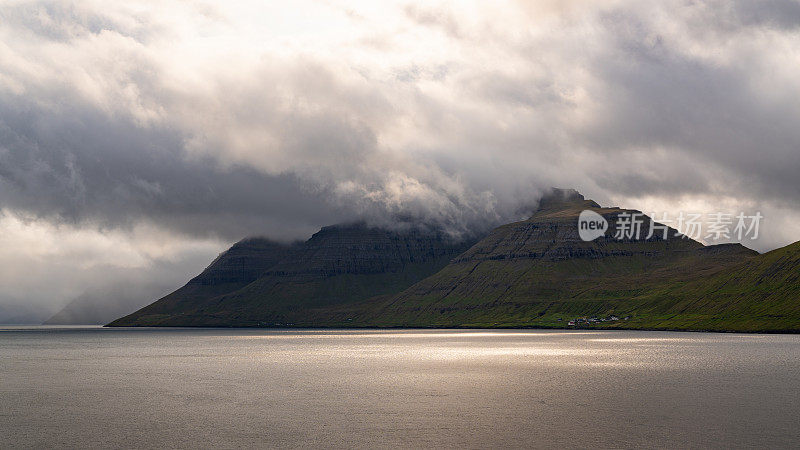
[1,0,799,320]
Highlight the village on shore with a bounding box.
[564,315,630,327]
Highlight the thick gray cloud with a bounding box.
[1,0,799,321]
[0,100,350,241]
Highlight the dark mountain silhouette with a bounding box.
[108,224,476,326]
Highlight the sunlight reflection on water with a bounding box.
[1,327,798,448]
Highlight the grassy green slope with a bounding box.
[627,240,800,331]
[351,241,799,332]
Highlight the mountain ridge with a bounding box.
[107,189,800,332]
[108,223,477,326]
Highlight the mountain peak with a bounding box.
[533,188,602,216]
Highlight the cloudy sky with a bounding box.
[1,0,799,322]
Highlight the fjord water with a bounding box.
[1,328,798,448]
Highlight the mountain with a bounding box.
[43,283,167,325]
[107,189,800,332]
[354,189,799,332]
[108,224,476,326]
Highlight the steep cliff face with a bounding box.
[107,224,475,326]
[378,190,706,304]
[190,238,297,286]
[451,192,703,264]
[267,224,465,276]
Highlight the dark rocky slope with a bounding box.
[108,224,475,326]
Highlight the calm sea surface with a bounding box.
[1,327,798,449]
